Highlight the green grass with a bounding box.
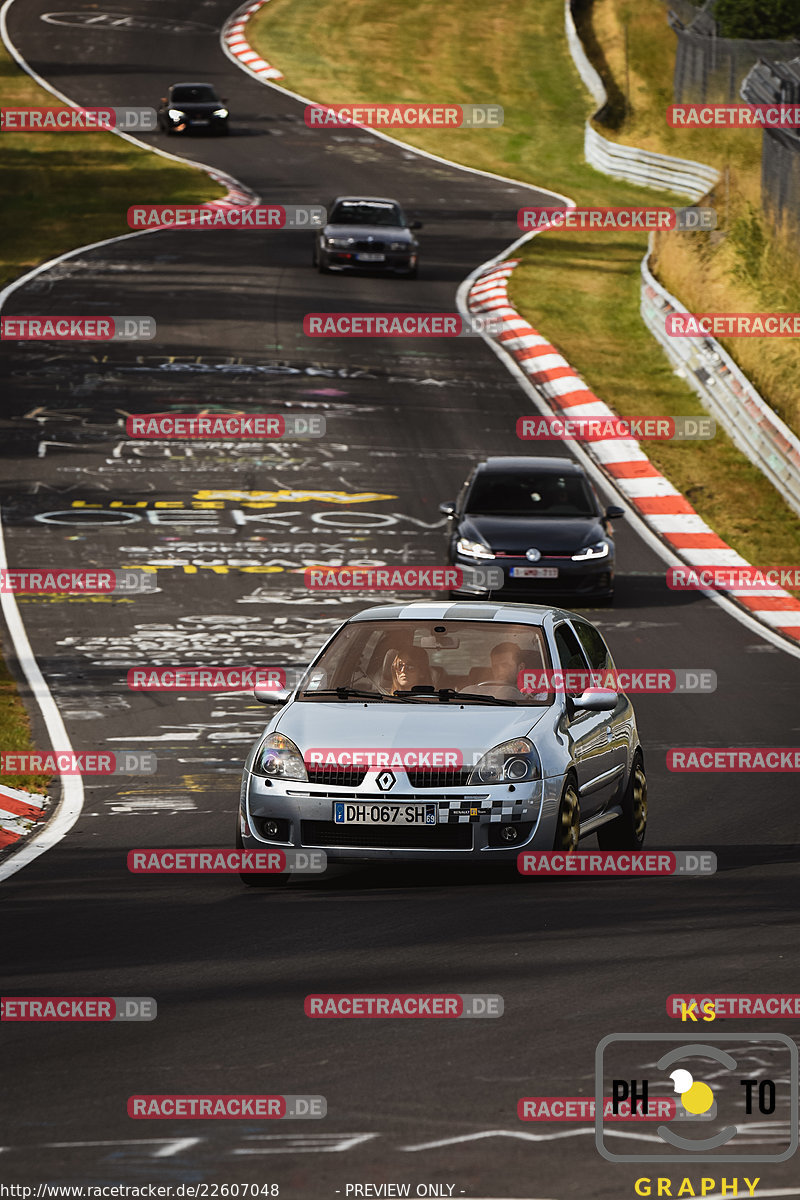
[0,655,51,795]
[249,0,800,565]
[0,50,227,288]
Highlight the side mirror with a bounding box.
[439,501,456,517]
[575,687,618,712]
[254,685,291,706]
[411,220,423,230]
[605,505,625,520]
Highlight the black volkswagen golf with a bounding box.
[440,456,625,604]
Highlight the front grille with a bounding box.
[405,768,473,788]
[305,765,368,787]
[301,821,472,850]
[494,551,574,559]
[354,240,386,251]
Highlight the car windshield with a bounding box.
[466,472,596,517]
[296,619,554,706]
[171,86,218,103]
[329,202,404,227]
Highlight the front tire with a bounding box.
[235,821,291,888]
[553,778,580,852]
[597,755,647,850]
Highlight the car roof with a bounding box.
[330,196,402,206]
[170,81,217,89]
[346,601,584,626]
[473,456,586,476]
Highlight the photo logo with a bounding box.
[595,1033,798,1162]
[304,103,503,128]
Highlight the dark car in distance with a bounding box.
[441,457,625,604]
[313,196,421,276]
[157,83,229,135]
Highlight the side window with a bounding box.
[554,624,590,673]
[572,620,612,671]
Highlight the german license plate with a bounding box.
[333,802,436,825]
[357,253,385,262]
[511,566,559,579]
[192,119,210,125]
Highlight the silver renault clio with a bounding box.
[236,601,647,885]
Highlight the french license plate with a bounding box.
[357,253,385,262]
[333,802,436,825]
[511,566,559,579]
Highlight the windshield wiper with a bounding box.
[393,688,518,706]
[300,687,407,702]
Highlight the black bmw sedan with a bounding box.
[157,83,229,135]
[440,456,625,604]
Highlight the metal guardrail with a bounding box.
[641,245,800,520]
[584,123,718,199]
[564,0,719,200]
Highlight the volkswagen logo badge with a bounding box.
[376,770,396,792]
[525,548,542,562]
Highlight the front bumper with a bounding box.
[241,770,563,863]
[321,249,417,273]
[166,115,227,133]
[452,552,614,599]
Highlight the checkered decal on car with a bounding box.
[437,798,527,824]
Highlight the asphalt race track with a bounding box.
[1,2,799,1197]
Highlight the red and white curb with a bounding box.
[0,783,49,852]
[468,262,800,645]
[222,0,284,82]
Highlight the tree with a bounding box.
[713,0,800,38]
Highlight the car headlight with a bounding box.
[388,241,408,250]
[468,737,541,785]
[325,236,354,249]
[456,537,495,561]
[168,108,185,121]
[253,733,308,781]
[572,539,610,561]
[213,108,229,117]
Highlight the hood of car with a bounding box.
[169,101,221,114]
[273,699,547,759]
[460,514,606,554]
[322,223,414,242]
